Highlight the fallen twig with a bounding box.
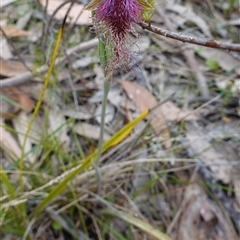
[139,22,240,52]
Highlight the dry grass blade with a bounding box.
[0,119,21,160]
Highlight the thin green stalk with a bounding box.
[94,38,112,193]
[18,18,65,190]
[94,78,111,193]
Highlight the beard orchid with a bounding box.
[85,0,152,70]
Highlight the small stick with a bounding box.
[139,22,240,52]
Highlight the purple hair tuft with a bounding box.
[95,0,143,65]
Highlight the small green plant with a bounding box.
[206,58,220,70]
[51,220,62,231]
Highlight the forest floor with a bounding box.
[1,0,240,239]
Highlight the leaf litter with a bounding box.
[120,80,198,148]
[40,0,92,25]
[0,0,240,239]
[0,25,32,37]
[0,59,28,77]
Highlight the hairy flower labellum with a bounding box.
[86,0,151,67]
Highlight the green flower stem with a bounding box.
[94,38,112,193]
[95,78,111,193]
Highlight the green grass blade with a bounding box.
[0,165,16,199]
[0,165,28,235]
[104,209,172,240]
[18,17,65,189]
[96,217,128,240]
[31,110,150,217]
[0,94,26,111]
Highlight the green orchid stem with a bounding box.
[95,78,111,193]
[95,38,112,193]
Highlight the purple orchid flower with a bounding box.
[85,0,151,68]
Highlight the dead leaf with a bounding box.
[120,81,156,110]
[132,146,150,203]
[48,109,70,149]
[0,25,31,37]
[63,107,92,120]
[74,122,110,141]
[0,59,28,77]
[120,80,198,148]
[120,80,170,148]
[233,173,240,212]
[40,0,92,25]
[16,11,32,29]
[0,0,17,8]
[0,87,34,119]
[120,81,198,121]
[178,184,238,240]
[18,93,34,113]
[12,112,42,164]
[94,103,115,125]
[186,126,232,184]
[0,37,12,59]
[0,118,21,160]
[107,86,123,108]
[157,101,199,121]
[93,65,105,88]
